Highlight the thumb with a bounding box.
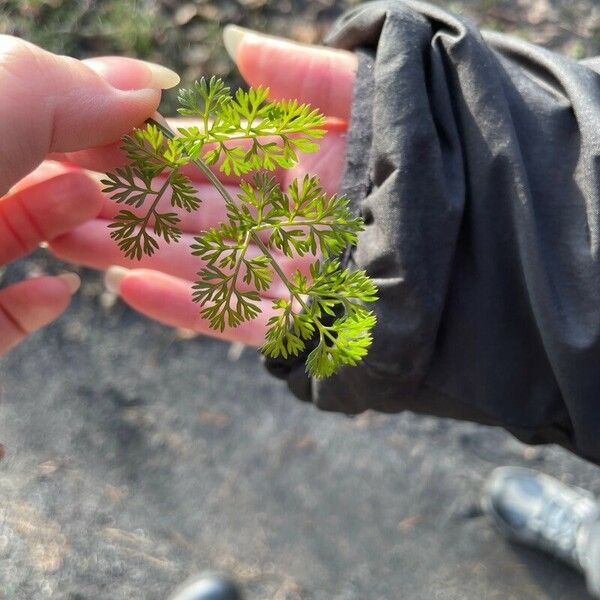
[0,35,179,194]
[223,25,357,120]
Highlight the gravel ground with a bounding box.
[1,266,599,600]
[1,1,600,598]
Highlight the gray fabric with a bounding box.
[265,1,600,464]
[584,518,600,597]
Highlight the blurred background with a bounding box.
[1,1,600,599]
[2,0,599,112]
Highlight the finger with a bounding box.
[0,163,104,264]
[20,163,234,235]
[223,25,357,119]
[93,163,343,236]
[38,147,343,240]
[48,114,188,175]
[53,112,346,183]
[0,35,179,194]
[72,169,253,234]
[53,124,288,186]
[49,221,313,297]
[281,128,348,195]
[97,179,235,232]
[48,142,128,175]
[104,268,270,347]
[0,274,80,356]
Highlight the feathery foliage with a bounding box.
[103,77,377,377]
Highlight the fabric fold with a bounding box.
[265,0,600,464]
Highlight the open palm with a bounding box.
[49,31,358,347]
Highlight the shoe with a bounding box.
[167,573,243,600]
[481,466,599,570]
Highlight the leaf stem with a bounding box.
[147,118,237,207]
[252,230,332,344]
[144,176,172,227]
[147,118,330,337]
[225,230,251,314]
[130,174,174,256]
[250,232,312,314]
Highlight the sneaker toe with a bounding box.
[168,574,243,600]
[482,467,545,539]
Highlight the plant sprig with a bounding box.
[103,76,377,378]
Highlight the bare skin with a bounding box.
[46,32,359,347]
[0,35,178,354]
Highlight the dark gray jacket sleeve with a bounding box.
[265,0,600,464]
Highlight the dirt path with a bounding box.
[1,259,599,599]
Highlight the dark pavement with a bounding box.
[1,257,599,599]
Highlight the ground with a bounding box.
[1,1,600,599]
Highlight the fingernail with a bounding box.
[223,25,315,64]
[149,110,170,130]
[104,266,130,295]
[57,272,81,295]
[141,60,180,89]
[223,24,261,62]
[85,57,180,91]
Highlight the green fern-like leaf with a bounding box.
[106,75,378,377]
[175,77,326,175]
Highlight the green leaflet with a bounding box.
[104,76,378,377]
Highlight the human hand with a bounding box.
[0,35,179,355]
[48,29,358,347]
